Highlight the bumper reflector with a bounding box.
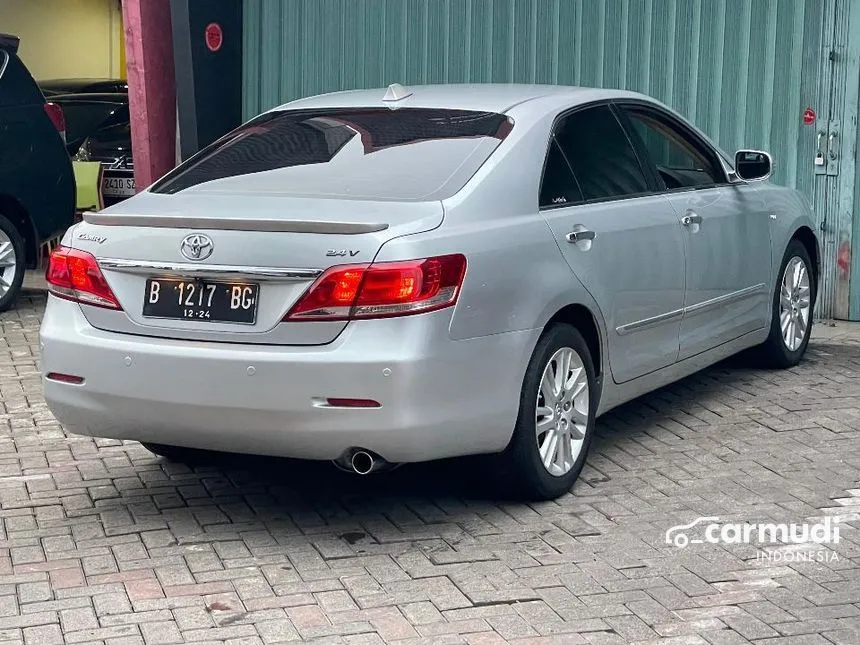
[45,372,85,384]
[325,398,381,408]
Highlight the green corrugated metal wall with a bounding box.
[242,0,860,319]
[243,0,820,192]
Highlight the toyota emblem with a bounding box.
[180,234,214,261]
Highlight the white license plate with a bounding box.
[102,176,136,197]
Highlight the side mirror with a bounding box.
[734,150,773,181]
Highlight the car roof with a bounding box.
[0,33,19,54]
[48,92,128,103]
[275,83,651,114]
[39,77,120,86]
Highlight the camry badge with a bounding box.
[180,234,214,261]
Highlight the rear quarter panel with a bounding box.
[372,98,608,362]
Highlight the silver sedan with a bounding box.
[40,83,819,500]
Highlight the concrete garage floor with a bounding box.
[0,288,858,645]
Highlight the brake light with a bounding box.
[44,102,66,143]
[46,245,121,310]
[285,254,467,321]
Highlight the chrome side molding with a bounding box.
[683,283,768,315]
[616,283,768,335]
[616,308,684,336]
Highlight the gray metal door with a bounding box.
[540,105,685,384]
[670,186,772,360]
[615,101,773,358]
[544,196,686,383]
[813,0,860,320]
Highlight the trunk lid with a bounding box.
[71,191,443,345]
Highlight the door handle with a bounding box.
[681,213,703,226]
[566,229,595,243]
[828,131,838,160]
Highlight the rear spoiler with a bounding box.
[0,34,19,54]
[82,211,389,235]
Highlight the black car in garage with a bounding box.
[39,77,128,97]
[50,92,135,206]
[0,34,75,309]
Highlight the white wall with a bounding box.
[0,0,124,80]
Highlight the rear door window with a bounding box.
[553,105,650,202]
[539,139,583,208]
[151,108,514,201]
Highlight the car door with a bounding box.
[617,103,772,360]
[539,104,686,384]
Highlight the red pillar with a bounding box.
[121,0,177,191]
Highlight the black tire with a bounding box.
[754,239,816,368]
[0,215,26,312]
[497,323,598,501]
[141,442,209,464]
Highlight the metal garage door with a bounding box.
[243,0,860,320]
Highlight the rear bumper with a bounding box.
[40,296,538,463]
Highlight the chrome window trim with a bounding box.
[0,51,8,81]
[97,258,323,282]
[540,188,669,213]
[616,283,768,336]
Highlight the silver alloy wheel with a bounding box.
[0,231,17,298]
[535,346,589,476]
[779,256,811,352]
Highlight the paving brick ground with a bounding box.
[1,288,859,644]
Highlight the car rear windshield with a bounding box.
[150,107,513,200]
[53,101,128,144]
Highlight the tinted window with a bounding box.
[51,101,127,145]
[539,139,582,207]
[554,105,649,201]
[151,108,513,200]
[624,108,723,189]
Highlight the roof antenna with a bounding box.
[382,83,413,103]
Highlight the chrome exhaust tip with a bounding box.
[332,448,392,475]
[350,450,375,475]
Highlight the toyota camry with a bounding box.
[40,83,819,499]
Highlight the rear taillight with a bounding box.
[285,254,467,321]
[44,102,66,143]
[46,245,121,310]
